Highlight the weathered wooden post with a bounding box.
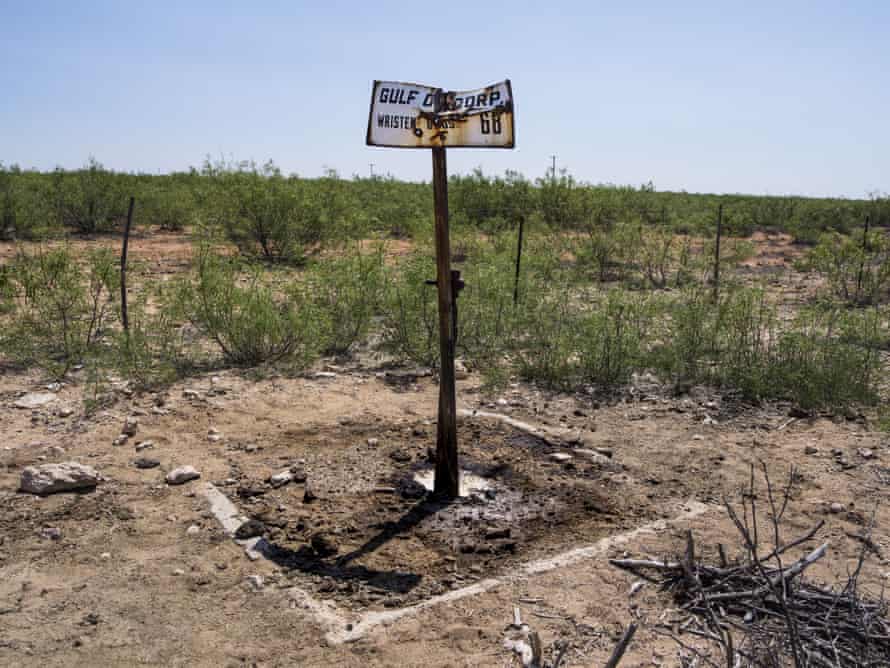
[367,79,515,499]
[713,203,723,302]
[120,196,135,336]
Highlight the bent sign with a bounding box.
[366,79,514,149]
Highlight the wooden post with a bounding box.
[120,196,135,335]
[513,215,525,305]
[713,203,723,302]
[432,146,459,499]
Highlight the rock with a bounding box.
[313,371,337,380]
[289,467,307,483]
[122,417,139,437]
[112,435,128,447]
[40,527,62,540]
[172,568,185,576]
[829,502,846,514]
[165,466,200,485]
[20,462,100,495]
[549,452,573,463]
[399,480,427,500]
[574,449,611,465]
[100,552,111,560]
[59,407,75,418]
[454,359,469,380]
[485,527,510,540]
[235,519,266,540]
[303,483,317,503]
[858,448,876,460]
[14,393,57,409]
[246,575,264,591]
[311,533,338,557]
[367,438,380,447]
[186,525,201,536]
[135,441,155,452]
[133,457,160,470]
[390,450,412,463]
[269,470,294,488]
[805,445,819,455]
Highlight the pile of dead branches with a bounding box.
[611,464,890,667]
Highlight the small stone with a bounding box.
[14,393,57,409]
[234,519,265,540]
[289,467,307,483]
[186,525,200,536]
[804,445,818,455]
[112,435,129,447]
[692,434,705,441]
[165,466,200,485]
[40,527,62,540]
[134,457,160,469]
[59,407,75,418]
[485,527,510,540]
[20,462,100,495]
[549,452,573,463]
[122,417,139,437]
[182,389,200,399]
[172,568,185,576]
[135,441,155,452]
[246,575,264,591]
[303,483,317,503]
[367,438,380,447]
[100,552,111,560]
[858,448,876,460]
[269,470,294,488]
[829,502,845,514]
[390,450,411,463]
[207,435,222,443]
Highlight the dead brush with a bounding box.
[611,464,890,667]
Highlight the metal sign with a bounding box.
[366,80,514,149]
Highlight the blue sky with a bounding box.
[1,1,888,197]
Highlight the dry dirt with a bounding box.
[1,232,890,667]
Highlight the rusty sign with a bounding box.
[366,80,514,149]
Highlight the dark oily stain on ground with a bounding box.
[230,419,660,611]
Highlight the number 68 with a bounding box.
[479,112,502,135]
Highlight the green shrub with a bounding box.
[798,230,890,305]
[304,244,386,355]
[578,290,659,388]
[512,284,580,389]
[52,158,129,234]
[174,247,323,367]
[2,246,117,377]
[138,183,196,232]
[380,250,439,367]
[205,161,323,264]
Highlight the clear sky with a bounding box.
[2,1,888,197]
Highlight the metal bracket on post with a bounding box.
[425,269,465,345]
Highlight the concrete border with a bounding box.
[200,483,709,644]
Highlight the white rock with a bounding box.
[20,462,100,495]
[14,393,57,410]
[186,525,201,536]
[454,360,469,380]
[367,438,380,447]
[40,527,62,540]
[549,452,573,463]
[829,502,845,514]
[135,441,154,452]
[59,407,75,418]
[269,470,294,488]
[207,435,222,443]
[172,568,185,576]
[100,552,111,560]
[246,574,264,591]
[165,466,201,485]
[112,435,129,447]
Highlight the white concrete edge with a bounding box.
[200,482,709,646]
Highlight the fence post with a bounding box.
[120,197,135,335]
[713,203,723,302]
